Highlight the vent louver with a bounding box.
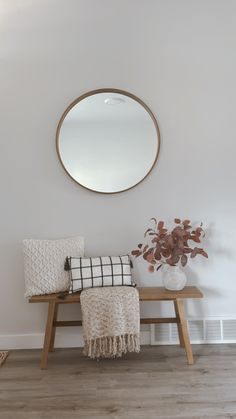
[222,319,236,341]
[151,318,236,344]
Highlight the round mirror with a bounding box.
[56,89,160,193]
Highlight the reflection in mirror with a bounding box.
[56,89,160,193]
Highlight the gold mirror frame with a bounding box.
[56,88,160,194]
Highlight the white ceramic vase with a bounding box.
[162,265,187,291]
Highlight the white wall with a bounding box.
[1,0,236,348]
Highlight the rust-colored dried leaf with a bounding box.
[173,247,183,256]
[196,227,203,234]
[172,226,183,236]
[148,265,154,273]
[172,255,180,264]
[162,249,171,258]
[199,249,208,258]
[143,248,155,261]
[154,250,162,260]
[166,255,180,265]
[131,250,142,257]
[190,247,199,258]
[183,247,192,254]
[146,252,154,263]
[158,221,164,230]
[191,235,201,243]
[133,218,207,269]
[174,218,181,224]
[166,235,174,248]
[184,224,192,230]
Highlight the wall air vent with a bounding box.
[150,317,236,345]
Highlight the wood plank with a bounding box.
[49,303,58,352]
[29,292,81,303]
[29,286,203,303]
[55,318,177,327]
[140,317,177,324]
[174,300,185,347]
[175,299,194,364]
[1,345,236,418]
[40,301,56,369]
[138,286,203,301]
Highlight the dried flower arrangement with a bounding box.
[132,218,208,273]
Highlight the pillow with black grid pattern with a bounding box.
[65,255,134,293]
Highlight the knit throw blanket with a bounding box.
[80,286,140,359]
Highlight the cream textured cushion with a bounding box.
[23,236,84,297]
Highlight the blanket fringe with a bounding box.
[83,334,140,359]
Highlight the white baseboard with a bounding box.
[0,332,83,350]
[0,330,151,350]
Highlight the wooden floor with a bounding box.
[0,345,236,419]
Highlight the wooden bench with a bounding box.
[29,286,203,369]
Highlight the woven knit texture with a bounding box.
[80,286,140,358]
[23,236,84,297]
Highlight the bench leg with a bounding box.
[175,299,194,365]
[40,301,57,369]
[174,300,184,347]
[49,303,58,352]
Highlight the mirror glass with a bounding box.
[56,89,160,193]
